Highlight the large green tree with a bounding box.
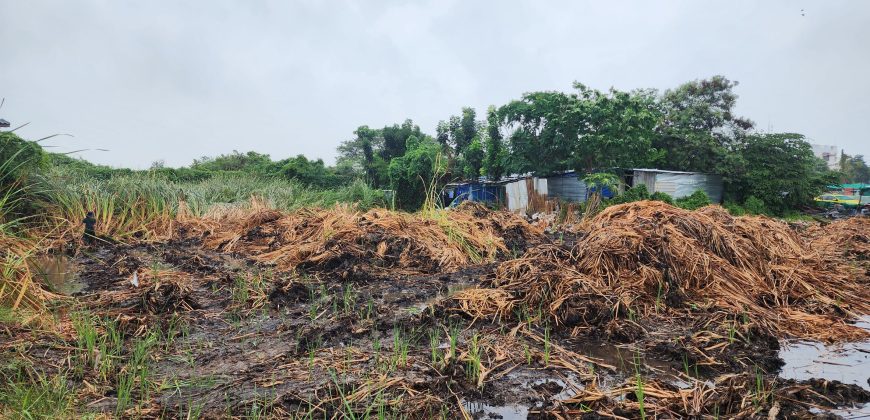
[724,133,836,214]
[482,106,506,180]
[460,136,484,180]
[498,83,660,175]
[388,136,444,211]
[839,153,870,183]
[381,119,424,162]
[653,76,754,173]
[281,155,350,189]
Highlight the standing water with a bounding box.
[779,316,870,417]
[28,255,84,295]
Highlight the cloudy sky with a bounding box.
[2,1,868,168]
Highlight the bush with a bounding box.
[649,191,674,204]
[723,201,746,216]
[610,185,649,204]
[742,196,768,215]
[675,190,711,210]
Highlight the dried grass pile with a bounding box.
[459,201,870,341]
[807,216,870,261]
[93,269,197,315]
[180,201,541,275]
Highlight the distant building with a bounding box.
[811,144,841,170]
[447,167,724,215]
[547,169,722,204]
[627,169,723,203]
[0,118,9,128]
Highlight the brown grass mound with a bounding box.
[459,201,870,342]
[179,201,542,275]
[806,216,870,261]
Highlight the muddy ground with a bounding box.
[3,232,870,419]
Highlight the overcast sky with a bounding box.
[2,1,868,168]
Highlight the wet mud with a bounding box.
[3,223,870,419]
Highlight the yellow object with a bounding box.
[814,194,860,208]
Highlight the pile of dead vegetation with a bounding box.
[807,216,870,261]
[178,201,543,276]
[455,201,870,342]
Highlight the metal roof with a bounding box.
[629,168,707,175]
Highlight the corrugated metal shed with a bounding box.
[547,173,587,202]
[631,169,723,202]
[544,172,617,203]
[504,177,547,213]
[446,183,503,206]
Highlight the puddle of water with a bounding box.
[567,340,685,381]
[463,400,529,420]
[28,255,84,295]
[779,316,870,392]
[780,340,870,391]
[779,316,870,417]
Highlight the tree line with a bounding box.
[336,76,865,213]
[5,75,868,215]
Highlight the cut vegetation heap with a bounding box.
[181,201,541,276]
[458,200,870,342]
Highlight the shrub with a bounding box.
[675,190,711,210]
[742,196,768,215]
[723,201,746,216]
[649,191,674,205]
[611,185,650,204]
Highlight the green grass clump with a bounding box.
[0,372,74,419]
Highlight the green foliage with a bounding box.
[742,196,768,215]
[1,132,48,227]
[281,155,350,189]
[653,76,753,173]
[839,153,870,183]
[39,168,384,239]
[191,150,278,174]
[612,185,650,204]
[649,191,674,204]
[381,119,425,161]
[675,190,711,210]
[499,84,660,175]
[388,136,444,211]
[460,137,484,180]
[723,200,746,216]
[609,185,673,207]
[724,133,836,214]
[0,132,45,179]
[482,106,506,180]
[0,371,73,419]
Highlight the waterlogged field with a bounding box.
[2,201,870,419]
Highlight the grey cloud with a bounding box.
[1,0,868,168]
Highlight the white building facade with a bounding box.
[811,144,841,170]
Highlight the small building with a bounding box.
[545,169,722,203]
[447,167,724,214]
[629,168,723,203]
[503,176,548,214]
[0,118,9,128]
[546,171,617,203]
[444,175,549,214]
[443,181,504,207]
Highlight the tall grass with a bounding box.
[38,168,386,240]
[0,136,48,312]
